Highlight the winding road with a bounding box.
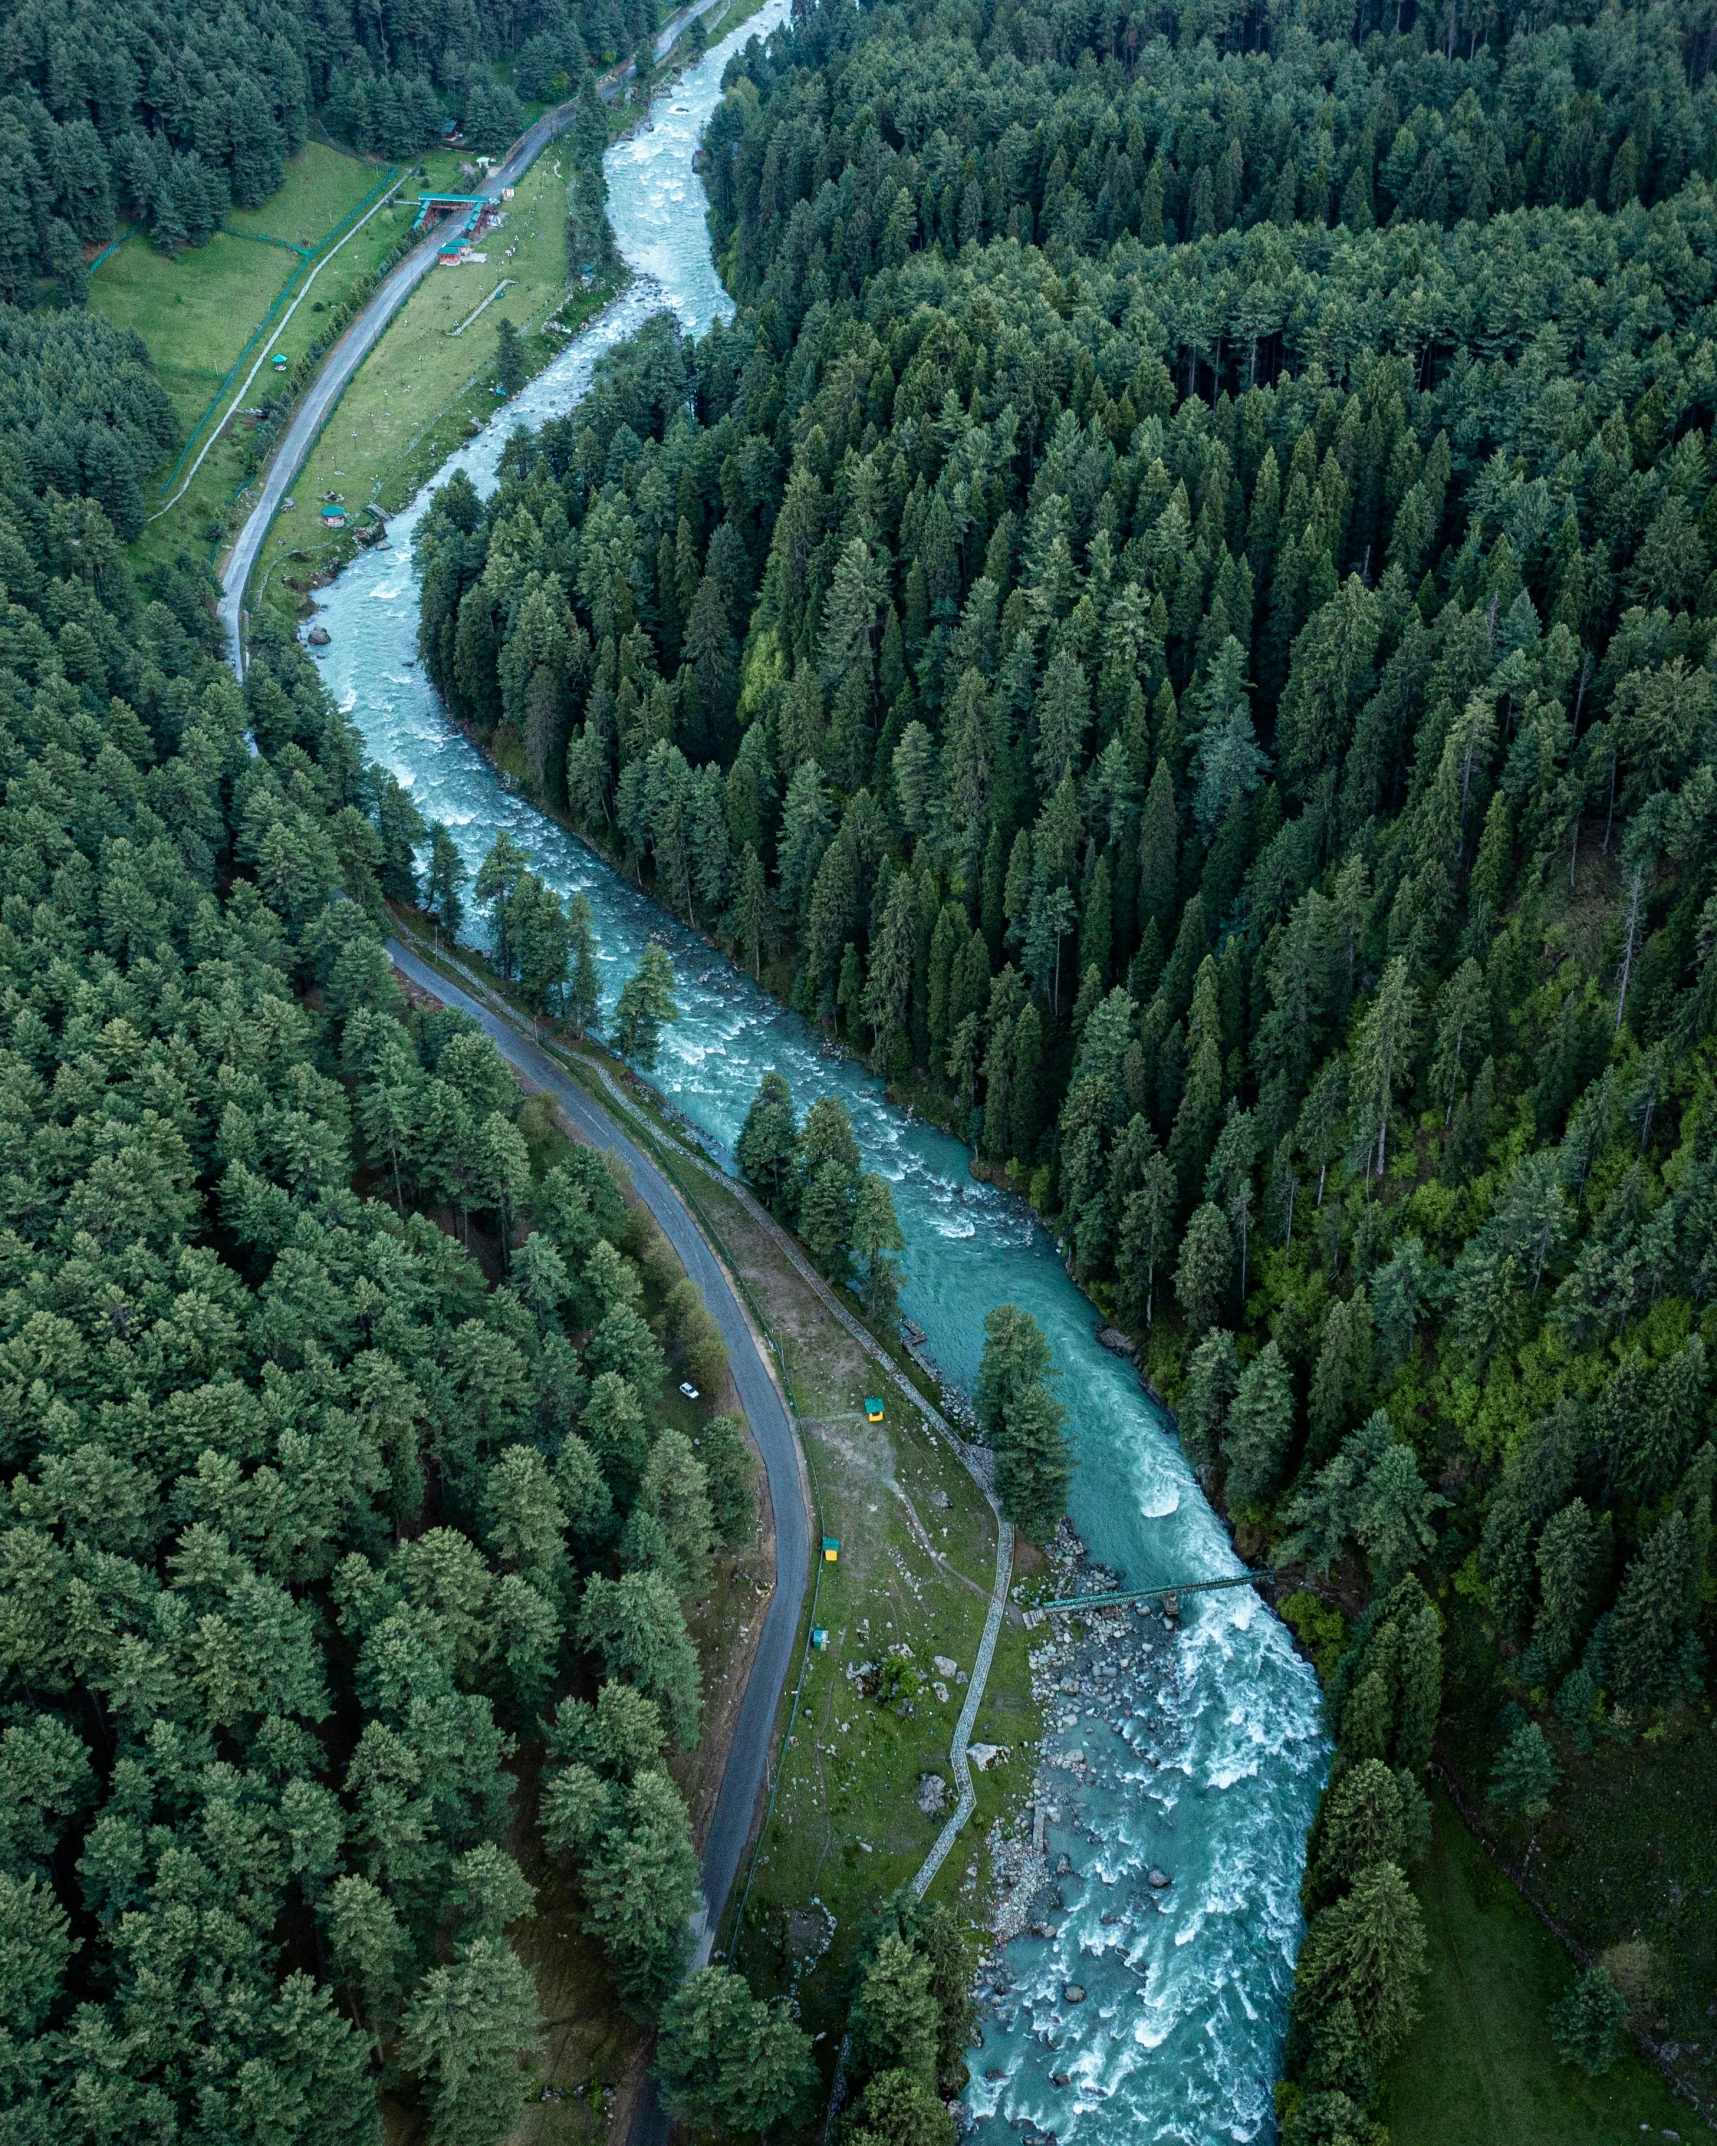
[385,936,813,1972]
[218,0,730,674]
[214,18,820,2111]
[216,11,1001,2119]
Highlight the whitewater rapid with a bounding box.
[306,13,1328,2137]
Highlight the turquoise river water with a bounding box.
[306,15,1327,2137]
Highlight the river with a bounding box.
[306,13,1327,2138]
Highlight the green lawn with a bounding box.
[92,143,398,429]
[1380,1789,1715,2146]
[90,140,415,579]
[224,142,394,250]
[1438,1608,1717,2068]
[252,141,608,627]
[92,232,301,431]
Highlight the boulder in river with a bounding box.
[1063,1985,1086,2004]
[307,625,330,646]
[1094,1325,1134,1357]
[1147,1867,1172,1889]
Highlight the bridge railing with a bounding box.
[1029,1569,1274,1621]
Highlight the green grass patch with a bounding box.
[556,1050,1037,2059]
[93,141,421,584]
[92,143,396,431]
[223,144,390,251]
[92,233,300,431]
[693,0,775,48]
[252,142,612,627]
[1379,1788,1716,2146]
[1438,1613,1717,2074]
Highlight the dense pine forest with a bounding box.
[0,0,651,295]
[417,0,1717,2129]
[0,255,856,2134]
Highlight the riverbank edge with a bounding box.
[382,911,1049,2028]
[218,0,746,657]
[417,751,1717,2136]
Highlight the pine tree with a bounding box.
[1488,1718,1559,1820]
[1305,1760,1409,1911]
[1137,757,1179,931]
[1608,1512,1696,1710]
[1225,1339,1295,1504]
[977,1304,1071,1535]
[613,943,678,1068]
[1550,1967,1628,2077]
[843,2069,953,2146]
[994,1379,1073,1540]
[428,822,469,941]
[1389,1592,1443,1776]
[496,316,526,396]
[1173,1202,1233,1335]
[1009,1002,1044,1158]
[567,892,602,1037]
[975,1305,1054,1442]
[1430,958,1488,1124]
[656,1965,815,2139]
[1532,1499,1606,1674]
[852,1172,907,1325]
[475,831,527,976]
[399,1938,543,2146]
[1351,958,1420,1185]
[1117,1152,1176,1326]
[1307,1290,1373,1464]
[579,1771,699,2014]
[850,1934,939,2084]
[1292,1860,1426,2067]
[800,1158,860,1278]
[732,844,768,977]
[1180,1328,1239,1477]
[737,1070,800,1217]
[1618,1336,1705,1504]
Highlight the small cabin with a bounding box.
[271,352,289,371]
[320,505,346,527]
[821,1536,840,1564]
[864,1397,885,1423]
[810,1628,829,1650]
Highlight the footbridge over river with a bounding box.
[1031,1569,1276,1622]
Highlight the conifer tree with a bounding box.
[1225,1340,1295,1505]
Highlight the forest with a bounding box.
[0,261,878,2139]
[414,0,1717,2130]
[0,0,654,297]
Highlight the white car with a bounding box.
[678,1382,700,1399]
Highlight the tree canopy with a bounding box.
[0,306,737,2137]
[411,0,1717,2116]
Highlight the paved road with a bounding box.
[385,940,812,1964]
[219,0,729,674]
